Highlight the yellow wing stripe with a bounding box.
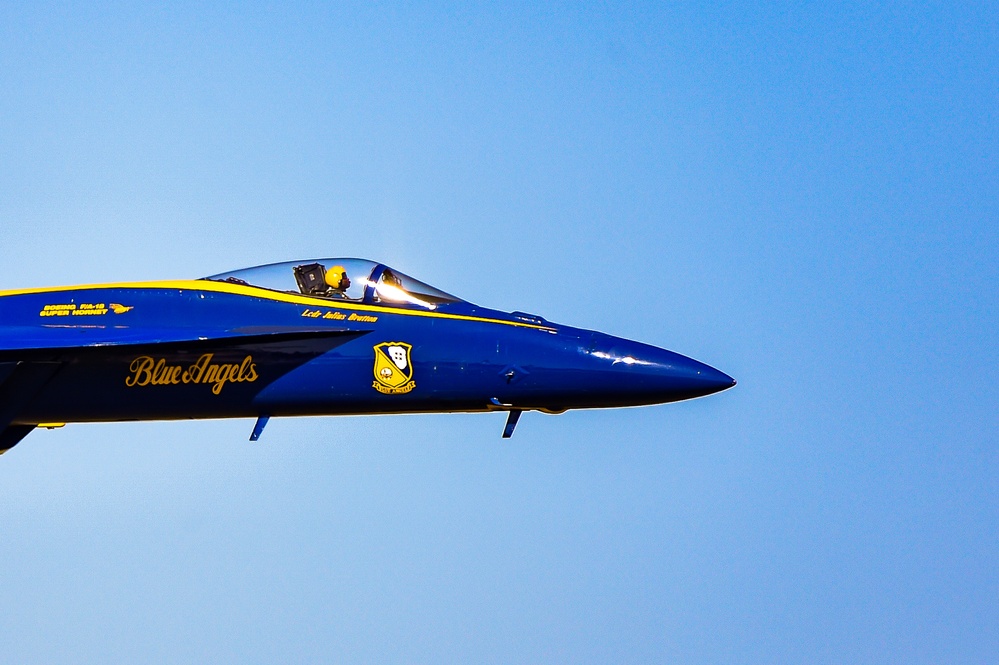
[0,280,553,330]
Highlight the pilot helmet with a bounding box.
[326,265,350,291]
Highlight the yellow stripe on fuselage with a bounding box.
[0,280,554,330]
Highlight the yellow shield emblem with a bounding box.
[372,342,416,394]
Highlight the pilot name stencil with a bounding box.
[126,353,259,395]
[301,308,378,323]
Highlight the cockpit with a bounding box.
[202,259,464,311]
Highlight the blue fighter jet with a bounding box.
[0,258,735,454]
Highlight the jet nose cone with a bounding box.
[585,333,736,406]
[690,361,737,395]
[654,351,736,399]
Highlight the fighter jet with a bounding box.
[0,258,735,453]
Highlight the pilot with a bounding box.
[325,265,351,298]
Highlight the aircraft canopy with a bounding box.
[203,259,463,310]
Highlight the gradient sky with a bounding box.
[1,2,996,663]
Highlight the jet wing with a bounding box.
[0,325,370,453]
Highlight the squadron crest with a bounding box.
[372,342,416,394]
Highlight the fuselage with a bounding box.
[0,262,735,432]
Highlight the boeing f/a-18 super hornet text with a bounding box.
[0,258,735,454]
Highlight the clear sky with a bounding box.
[0,2,995,662]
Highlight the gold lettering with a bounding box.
[126,357,155,387]
[209,365,235,395]
[202,364,221,385]
[185,354,212,384]
[127,353,258,394]
[149,359,168,385]
[237,356,254,382]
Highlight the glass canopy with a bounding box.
[203,259,462,311]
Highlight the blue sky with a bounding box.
[0,2,995,662]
